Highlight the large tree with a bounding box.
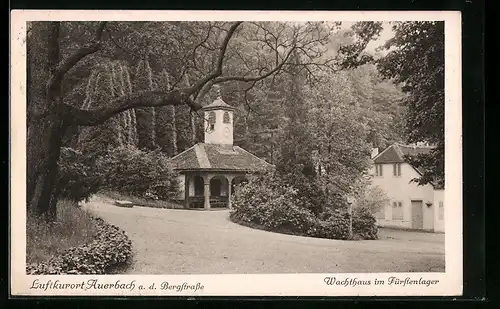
[376,21,445,187]
[343,21,445,186]
[27,21,348,218]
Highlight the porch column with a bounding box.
[204,176,211,210]
[184,174,190,209]
[226,175,235,209]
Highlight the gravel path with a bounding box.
[83,196,445,274]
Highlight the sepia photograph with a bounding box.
[10,10,462,296]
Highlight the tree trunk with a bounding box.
[190,112,196,143]
[27,113,66,218]
[171,106,177,155]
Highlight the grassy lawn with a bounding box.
[26,199,98,265]
[97,191,184,209]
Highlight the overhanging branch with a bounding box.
[65,89,202,126]
[46,21,107,98]
[195,45,295,102]
[187,21,242,95]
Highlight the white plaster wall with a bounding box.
[204,110,233,145]
[176,174,185,200]
[188,177,196,197]
[433,189,445,232]
[371,163,435,230]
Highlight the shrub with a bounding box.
[97,146,179,201]
[56,147,102,203]
[280,170,328,216]
[230,171,379,240]
[231,172,316,235]
[309,208,351,240]
[352,206,378,240]
[27,216,132,275]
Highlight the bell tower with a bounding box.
[202,85,235,145]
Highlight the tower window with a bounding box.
[223,111,231,124]
[208,111,216,131]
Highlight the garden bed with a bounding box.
[26,200,133,275]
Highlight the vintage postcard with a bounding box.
[10,10,462,297]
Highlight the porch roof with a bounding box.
[168,143,273,172]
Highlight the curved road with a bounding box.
[84,196,445,274]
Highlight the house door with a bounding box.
[411,200,424,229]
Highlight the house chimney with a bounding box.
[371,147,379,159]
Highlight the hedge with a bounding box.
[230,172,378,240]
[27,217,133,275]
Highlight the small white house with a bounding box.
[369,143,444,233]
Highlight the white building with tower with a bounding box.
[168,90,273,209]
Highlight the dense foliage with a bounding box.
[230,172,378,240]
[309,208,351,240]
[54,146,180,203]
[376,21,445,186]
[77,61,136,156]
[352,206,378,240]
[96,146,179,200]
[27,20,408,217]
[55,147,102,203]
[230,172,316,234]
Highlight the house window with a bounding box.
[393,163,401,176]
[375,164,383,176]
[438,201,444,220]
[208,111,216,131]
[392,201,403,220]
[223,111,231,124]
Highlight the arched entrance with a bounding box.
[210,175,229,208]
[187,175,206,208]
[193,175,204,197]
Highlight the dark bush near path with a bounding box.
[27,203,133,275]
[96,146,180,201]
[55,146,181,205]
[230,172,378,240]
[56,147,102,203]
[230,172,316,235]
[352,206,378,240]
[307,208,352,240]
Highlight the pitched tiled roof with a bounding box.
[373,143,435,176]
[373,143,434,164]
[168,143,273,172]
[373,145,405,163]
